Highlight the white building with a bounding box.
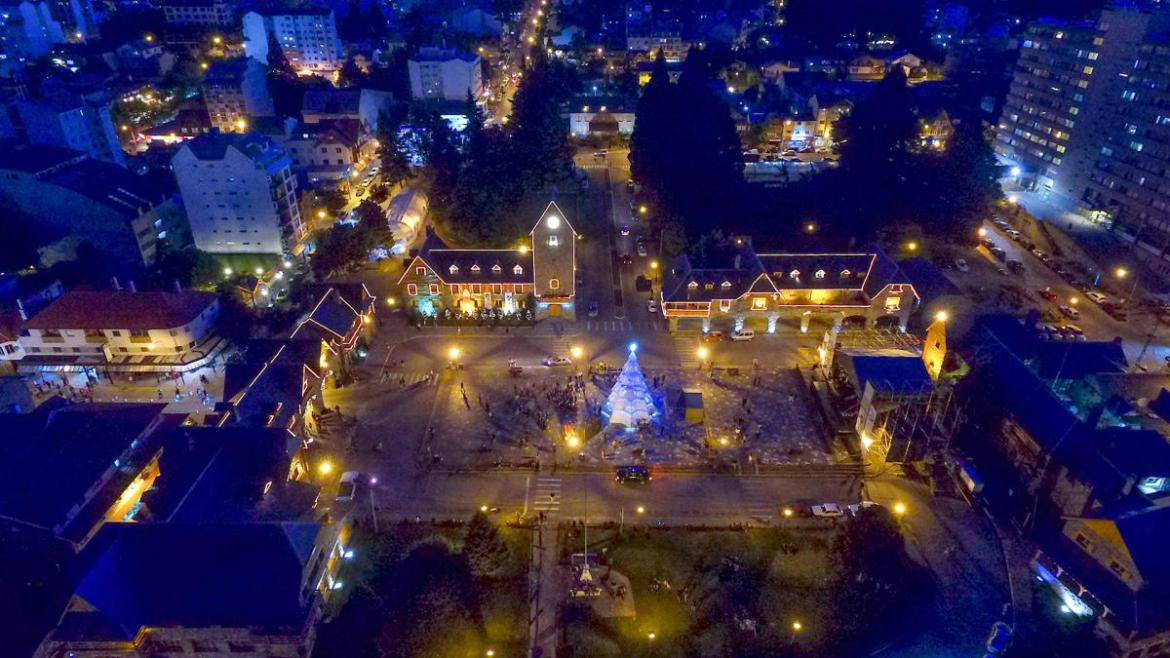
[16,92,125,166]
[161,0,233,26]
[408,46,483,101]
[242,9,342,74]
[16,289,219,368]
[172,132,303,255]
[569,97,635,137]
[202,57,274,132]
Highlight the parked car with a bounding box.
[990,247,1007,262]
[1038,288,1057,302]
[619,225,631,236]
[621,254,633,265]
[1059,305,1081,320]
[1005,229,1021,239]
[647,298,659,313]
[731,329,755,341]
[703,331,725,342]
[811,503,845,518]
[588,300,599,317]
[954,258,969,272]
[1030,248,1045,259]
[336,471,361,503]
[636,241,648,257]
[985,622,1013,655]
[1062,324,1086,340]
[1086,291,1109,305]
[978,238,995,249]
[1007,260,1025,274]
[615,465,651,484]
[543,356,572,367]
[847,501,880,516]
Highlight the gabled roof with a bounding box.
[290,287,361,342]
[530,200,577,237]
[757,253,874,290]
[837,349,933,395]
[0,402,166,534]
[65,522,321,639]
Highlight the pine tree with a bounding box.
[463,511,510,578]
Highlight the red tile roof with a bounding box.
[24,290,217,331]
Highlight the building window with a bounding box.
[688,281,699,289]
[548,235,559,247]
[815,270,825,279]
[492,264,502,273]
[415,266,425,276]
[407,283,417,296]
[721,281,731,288]
[513,265,523,275]
[449,265,459,274]
[752,297,766,309]
[470,264,480,272]
[429,284,439,294]
[1110,561,1128,578]
[884,296,901,311]
[789,270,800,279]
[549,278,560,290]
[1075,533,1093,550]
[841,269,851,278]
[719,299,731,312]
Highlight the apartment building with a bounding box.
[161,0,233,26]
[408,46,483,101]
[202,57,274,132]
[242,9,341,74]
[172,131,304,255]
[0,147,185,273]
[15,91,125,165]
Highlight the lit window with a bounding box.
[688,281,699,289]
[789,269,800,279]
[415,266,424,276]
[492,264,502,272]
[841,269,851,278]
[721,281,731,288]
[815,270,825,279]
[470,264,481,272]
[719,299,731,312]
[449,265,459,274]
[513,265,523,275]
[429,284,438,294]
[752,297,766,309]
[548,235,559,247]
[884,296,901,311]
[407,283,417,296]
[549,278,559,289]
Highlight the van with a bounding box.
[731,329,755,341]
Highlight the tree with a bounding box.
[508,52,578,186]
[463,511,511,578]
[376,111,412,188]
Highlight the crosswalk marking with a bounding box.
[581,319,664,332]
[377,370,433,387]
[532,476,562,513]
[742,478,775,521]
[672,335,701,369]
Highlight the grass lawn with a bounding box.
[313,520,531,658]
[561,526,840,657]
[208,252,283,277]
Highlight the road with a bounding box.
[486,0,549,122]
[966,219,1170,367]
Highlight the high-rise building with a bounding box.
[242,9,341,75]
[14,91,125,165]
[202,57,274,132]
[407,46,483,101]
[1085,35,1170,272]
[997,4,1170,274]
[0,1,53,75]
[160,0,234,26]
[172,132,304,255]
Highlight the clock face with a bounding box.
[546,215,560,230]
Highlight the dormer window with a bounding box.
[470,264,481,273]
[841,269,851,278]
[513,265,523,275]
[492,264,502,273]
[789,270,800,279]
[721,281,732,288]
[705,283,714,290]
[449,265,459,274]
[815,269,825,279]
[688,281,699,289]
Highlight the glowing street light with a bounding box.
[636,505,646,514]
[570,345,583,360]
[782,506,794,518]
[518,244,530,254]
[318,461,334,476]
[650,260,659,270]
[792,621,802,632]
[386,297,397,307]
[235,118,248,131]
[1069,296,1079,306]
[893,501,907,516]
[977,227,988,237]
[480,505,489,512]
[1116,266,1130,279]
[317,210,327,219]
[934,310,949,323]
[905,241,919,252]
[486,651,495,657]
[448,346,462,361]
[223,267,233,277]
[566,434,580,449]
[254,266,264,276]
[639,204,648,215]
[696,346,710,361]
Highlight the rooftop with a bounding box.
[58,522,323,640]
[24,289,217,331]
[411,46,479,63]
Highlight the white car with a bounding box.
[336,471,361,503]
[543,356,572,367]
[1086,291,1109,305]
[847,501,880,516]
[731,329,755,341]
[647,299,659,313]
[811,503,845,517]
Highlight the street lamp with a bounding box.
[480,505,489,513]
[386,297,397,307]
[317,210,327,220]
[636,505,646,514]
[782,506,794,518]
[977,227,988,238]
[1116,267,1129,279]
[639,205,648,215]
[570,345,583,360]
[223,267,233,277]
[696,346,710,361]
[318,461,334,476]
[805,222,816,233]
[254,266,264,276]
[893,501,907,516]
[448,346,462,362]
[650,260,659,270]
[1069,296,1079,306]
[934,310,949,323]
[905,241,919,252]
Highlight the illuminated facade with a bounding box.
[660,244,917,333]
[397,201,578,319]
